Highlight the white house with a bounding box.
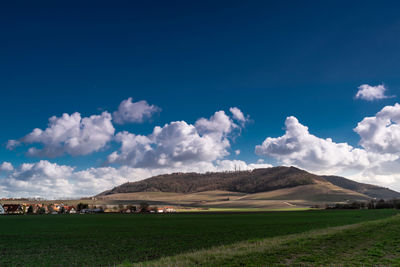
[164,207,176,213]
[0,204,5,215]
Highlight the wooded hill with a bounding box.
[98,166,400,200]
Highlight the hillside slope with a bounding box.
[99,167,322,195]
[323,175,400,199]
[238,180,370,202]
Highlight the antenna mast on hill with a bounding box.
[234,164,241,172]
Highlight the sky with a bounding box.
[2,1,400,198]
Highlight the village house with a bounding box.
[51,203,62,212]
[156,207,176,213]
[163,207,176,213]
[156,208,164,213]
[25,204,39,213]
[65,206,76,214]
[35,204,48,214]
[2,204,24,214]
[123,208,132,213]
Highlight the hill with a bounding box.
[96,166,400,208]
[99,167,322,195]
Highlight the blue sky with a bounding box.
[1,1,400,198]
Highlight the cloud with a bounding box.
[0,161,140,199]
[255,116,398,174]
[235,150,241,155]
[107,131,153,167]
[6,140,21,150]
[354,103,400,154]
[195,110,238,137]
[108,109,245,168]
[214,159,273,171]
[0,162,14,171]
[113,98,160,124]
[355,84,394,101]
[0,160,124,199]
[13,112,115,157]
[0,160,75,198]
[2,107,265,198]
[230,107,247,122]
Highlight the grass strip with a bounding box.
[127,214,400,267]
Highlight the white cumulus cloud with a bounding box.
[0,161,137,199]
[255,116,387,173]
[1,106,270,198]
[229,107,247,122]
[6,140,21,150]
[113,98,160,124]
[0,160,75,198]
[195,110,238,137]
[13,112,115,157]
[108,109,245,168]
[0,162,14,171]
[355,84,393,101]
[354,103,400,154]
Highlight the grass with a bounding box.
[131,213,400,266]
[0,209,398,266]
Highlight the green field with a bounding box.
[134,213,400,267]
[0,210,398,266]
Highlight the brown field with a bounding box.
[93,181,370,209]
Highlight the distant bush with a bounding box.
[126,205,136,212]
[37,207,46,214]
[326,202,364,209]
[118,204,124,213]
[59,206,65,214]
[77,203,89,211]
[139,202,150,212]
[328,199,400,210]
[151,206,158,212]
[27,205,34,214]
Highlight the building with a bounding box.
[0,204,4,215]
[65,206,76,214]
[156,208,164,213]
[69,208,76,214]
[164,207,176,213]
[51,203,62,212]
[2,204,23,214]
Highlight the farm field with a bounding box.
[95,185,371,209]
[0,210,398,266]
[134,213,400,267]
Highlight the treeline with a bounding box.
[327,199,400,209]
